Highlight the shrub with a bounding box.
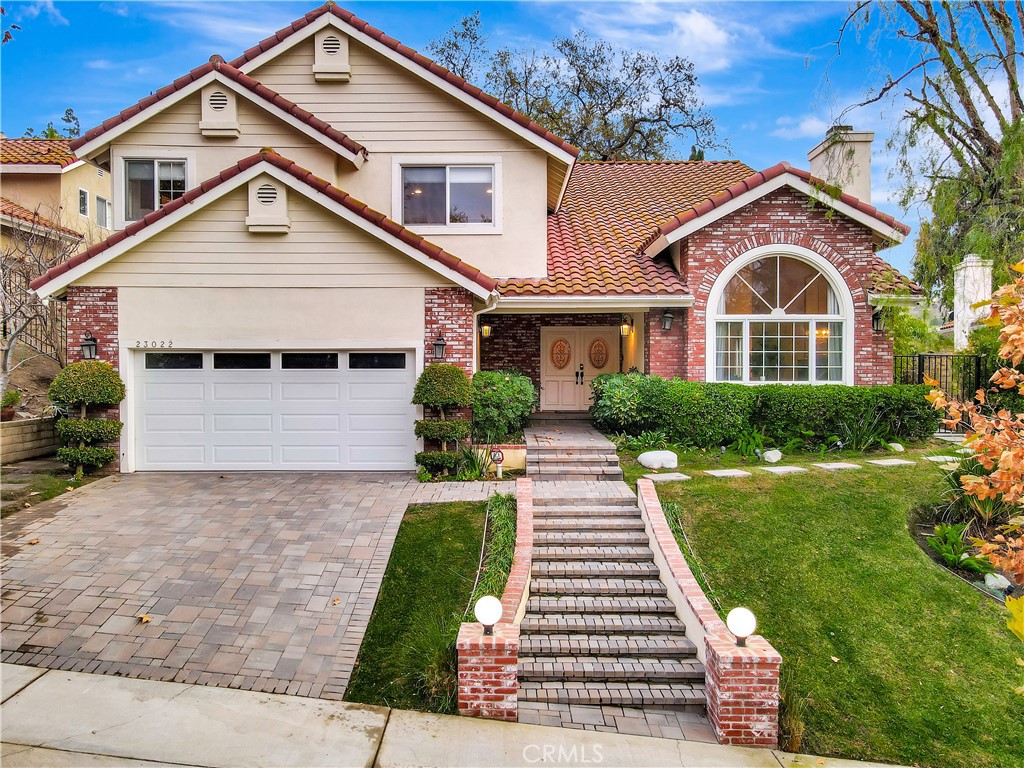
[2,390,21,408]
[412,364,471,412]
[48,361,126,408]
[927,523,996,574]
[57,445,118,469]
[56,418,123,444]
[415,450,463,476]
[414,419,471,443]
[471,370,537,443]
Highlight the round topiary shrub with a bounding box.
[49,361,126,407]
[414,419,471,442]
[56,418,123,444]
[412,363,471,413]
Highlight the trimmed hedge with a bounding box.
[591,373,938,447]
[49,361,125,406]
[57,445,118,468]
[471,370,537,443]
[56,418,123,444]
[415,450,463,475]
[412,364,472,412]
[414,419,471,442]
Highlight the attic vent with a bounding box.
[208,91,229,111]
[256,184,278,206]
[322,35,342,55]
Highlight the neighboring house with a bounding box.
[30,4,917,473]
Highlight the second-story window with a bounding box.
[125,159,186,221]
[401,165,494,228]
[96,196,113,229]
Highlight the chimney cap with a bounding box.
[827,124,854,136]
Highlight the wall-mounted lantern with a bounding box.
[661,309,674,332]
[80,332,98,360]
[480,323,492,339]
[619,313,633,338]
[872,309,886,332]
[431,334,447,361]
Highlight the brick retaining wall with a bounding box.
[1,417,60,464]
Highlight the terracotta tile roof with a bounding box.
[1,197,83,239]
[229,4,579,159]
[31,152,497,294]
[1,138,77,168]
[70,57,366,159]
[501,161,756,297]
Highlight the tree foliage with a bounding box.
[833,1,1024,305]
[426,13,719,160]
[24,108,80,139]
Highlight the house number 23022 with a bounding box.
[135,341,174,348]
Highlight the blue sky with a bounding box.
[1,0,919,273]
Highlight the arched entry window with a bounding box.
[712,254,848,383]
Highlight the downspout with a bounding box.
[472,291,500,373]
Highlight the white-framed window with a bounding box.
[392,156,501,234]
[95,195,113,229]
[708,251,852,384]
[78,189,89,217]
[124,158,186,221]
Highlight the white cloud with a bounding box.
[85,59,115,70]
[16,0,68,26]
[771,114,830,140]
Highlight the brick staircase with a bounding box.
[525,422,623,482]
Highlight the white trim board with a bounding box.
[496,295,693,311]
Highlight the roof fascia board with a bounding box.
[649,174,907,254]
[60,160,86,173]
[497,295,693,310]
[70,71,363,167]
[0,213,83,242]
[238,14,577,166]
[35,161,492,300]
[2,164,63,174]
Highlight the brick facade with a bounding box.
[682,187,893,385]
[424,287,475,374]
[479,313,623,389]
[644,307,689,379]
[66,286,119,368]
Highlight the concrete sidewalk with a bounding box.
[0,664,906,768]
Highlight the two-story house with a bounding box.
[30,4,916,473]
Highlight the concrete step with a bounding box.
[534,530,648,546]
[533,517,645,532]
[527,596,677,614]
[527,452,620,464]
[533,546,653,561]
[518,681,707,710]
[533,496,635,507]
[531,561,660,579]
[521,613,688,635]
[528,465,624,478]
[532,505,641,518]
[519,633,698,658]
[531,578,667,597]
[519,657,705,683]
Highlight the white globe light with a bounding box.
[726,607,757,642]
[474,595,503,628]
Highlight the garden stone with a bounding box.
[637,450,678,470]
[813,462,861,471]
[762,449,783,463]
[888,442,905,453]
[643,472,690,483]
[759,466,807,475]
[984,573,1011,592]
[924,455,959,463]
[867,459,916,467]
[704,469,751,478]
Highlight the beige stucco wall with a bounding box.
[61,163,115,244]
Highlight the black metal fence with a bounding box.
[894,353,983,433]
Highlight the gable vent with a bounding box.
[256,184,278,205]
[208,91,229,111]
[322,35,343,55]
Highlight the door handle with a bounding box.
[577,364,585,385]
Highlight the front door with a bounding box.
[539,327,619,410]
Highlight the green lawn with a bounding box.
[344,500,486,712]
[654,456,1024,768]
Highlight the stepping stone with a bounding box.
[643,473,691,483]
[758,466,808,475]
[924,455,959,463]
[867,459,916,467]
[956,448,974,455]
[939,463,960,471]
[812,462,861,471]
[703,469,751,478]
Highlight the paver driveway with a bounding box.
[0,472,421,700]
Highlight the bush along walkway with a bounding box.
[517,425,715,741]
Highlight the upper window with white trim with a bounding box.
[78,189,89,217]
[398,163,498,233]
[95,196,113,230]
[713,255,845,384]
[124,159,186,221]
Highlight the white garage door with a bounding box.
[135,350,416,470]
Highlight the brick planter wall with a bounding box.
[682,188,894,385]
[636,478,781,747]
[479,313,622,389]
[425,287,474,374]
[457,477,534,720]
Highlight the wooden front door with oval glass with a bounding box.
[539,327,619,410]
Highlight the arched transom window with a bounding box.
[714,255,845,383]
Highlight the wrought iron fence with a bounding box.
[1,271,67,366]
[894,353,982,433]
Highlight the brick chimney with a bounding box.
[953,254,993,349]
[807,125,874,203]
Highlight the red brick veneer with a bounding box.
[681,187,893,385]
[644,307,689,378]
[66,286,119,367]
[456,477,534,720]
[637,478,782,747]
[425,287,474,374]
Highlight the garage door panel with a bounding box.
[347,381,408,401]
[143,445,206,465]
[144,381,206,401]
[212,444,274,464]
[281,414,342,432]
[212,382,273,401]
[280,382,342,400]
[349,413,409,432]
[212,413,274,432]
[143,413,205,433]
[281,445,342,464]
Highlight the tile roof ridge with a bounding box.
[30,151,496,294]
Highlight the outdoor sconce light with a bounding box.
[661,309,674,332]
[474,595,503,636]
[620,313,633,337]
[80,331,99,360]
[480,323,492,339]
[726,607,757,647]
[431,334,447,361]
[872,309,886,332]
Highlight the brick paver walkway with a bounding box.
[0,471,425,700]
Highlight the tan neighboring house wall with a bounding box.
[63,161,115,245]
[2,163,113,246]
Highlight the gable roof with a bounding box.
[231,4,579,162]
[31,152,497,298]
[70,57,367,166]
[1,138,78,169]
[500,161,756,297]
[638,161,911,256]
[1,197,83,240]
